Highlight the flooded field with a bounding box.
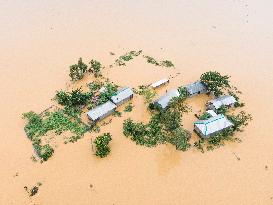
[0,1,273,204]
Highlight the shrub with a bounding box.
[89,59,102,77]
[160,60,174,67]
[55,88,91,107]
[124,103,133,112]
[199,112,212,120]
[217,105,228,115]
[69,58,88,81]
[135,85,157,104]
[200,71,230,97]
[93,133,112,158]
[33,144,54,161]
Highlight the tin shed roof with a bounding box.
[208,95,237,109]
[87,101,116,121]
[111,87,133,104]
[185,81,207,95]
[194,114,233,136]
[154,89,180,109]
[150,78,169,89]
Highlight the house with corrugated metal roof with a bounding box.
[150,78,169,89]
[110,87,134,106]
[87,101,117,122]
[185,81,208,97]
[153,89,180,109]
[194,114,233,138]
[206,95,237,112]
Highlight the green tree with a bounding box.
[89,59,102,77]
[69,58,88,81]
[93,133,112,158]
[200,71,230,97]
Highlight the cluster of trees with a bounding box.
[69,58,102,81]
[93,133,112,158]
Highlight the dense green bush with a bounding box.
[124,103,134,112]
[135,85,157,104]
[89,59,102,77]
[200,71,230,97]
[93,133,112,158]
[123,97,191,150]
[69,58,88,81]
[55,88,91,108]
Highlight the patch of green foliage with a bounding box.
[198,112,212,120]
[200,71,230,97]
[123,96,191,150]
[217,105,228,115]
[143,55,174,68]
[89,59,102,77]
[93,133,112,158]
[88,81,103,92]
[97,82,118,105]
[55,88,91,108]
[69,58,88,81]
[23,109,90,160]
[143,55,160,66]
[160,60,174,68]
[115,50,142,66]
[124,103,134,112]
[113,110,122,117]
[135,85,157,104]
[178,86,189,99]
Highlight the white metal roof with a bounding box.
[154,89,180,109]
[111,87,133,104]
[87,101,116,121]
[194,114,233,136]
[150,78,169,88]
[185,81,207,95]
[208,95,237,109]
[206,110,218,117]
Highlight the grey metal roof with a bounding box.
[185,81,208,95]
[208,95,237,110]
[206,110,218,117]
[154,89,180,109]
[150,78,169,89]
[111,87,134,105]
[194,114,233,136]
[87,101,116,121]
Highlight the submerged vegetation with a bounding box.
[93,133,112,158]
[134,85,157,104]
[123,95,191,151]
[89,59,102,78]
[69,58,88,81]
[22,109,89,161]
[143,55,175,67]
[124,103,134,112]
[115,50,142,66]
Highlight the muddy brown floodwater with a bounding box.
[0,1,273,204]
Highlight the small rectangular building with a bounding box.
[110,87,134,106]
[194,114,233,138]
[185,81,208,97]
[150,78,169,89]
[153,89,180,109]
[87,101,117,122]
[206,110,218,117]
[206,95,237,112]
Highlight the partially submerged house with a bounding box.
[206,95,237,112]
[87,101,117,122]
[185,81,208,97]
[194,114,233,138]
[153,89,180,109]
[150,78,169,89]
[110,87,134,106]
